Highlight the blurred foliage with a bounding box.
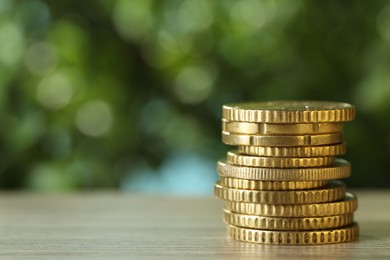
[0,0,389,191]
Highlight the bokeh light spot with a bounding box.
[174,65,217,104]
[37,72,74,110]
[28,163,74,191]
[75,100,113,137]
[50,20,89,65]
[141,31,189,68]
[177,0,214,33]
[230,0,276,32]
[112,0,153,42]
[25,41,58,75]
[0,22,24,68]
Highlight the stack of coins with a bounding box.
[214,101,359,245]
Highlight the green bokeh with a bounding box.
[0,0,389,190]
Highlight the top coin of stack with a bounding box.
[215,101,358,245]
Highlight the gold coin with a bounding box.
[222,120,344,135]
[223,209,354,230]
[227,223,359,245]
[238,143,346,157]
[222,101,355,123]
[217,159,350,181]
[219,176,327,190]
[214,181,346,204]
[227,151,335,168]
[222,131,343,146]
[226,192,357,217]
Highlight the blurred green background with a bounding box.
[0,0,389,193]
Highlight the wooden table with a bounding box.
[0,191,389,259]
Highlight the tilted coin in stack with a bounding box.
[222,120,344,135]
[222,131,343,146]
[214,180,346,204]
[214,101,358,245]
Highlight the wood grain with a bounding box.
[0,191,388,259]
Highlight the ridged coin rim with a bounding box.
[227,151,335,168]
[217,159,350,181]
[223,209,354,230]
[226,192,358,217]
[237,143,346,157]
[214,181,346,204]
[219,176,327,190]
[222,101,356,123]
[227,222,359,245]
[222,132,343,147]
[222,120,344,135]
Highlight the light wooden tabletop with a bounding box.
[0,191,389,259]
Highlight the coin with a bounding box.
[222,131,343,147]
[238,143,346,157]
[217,159,350,181]
[214,181,346,204]
[227,151,335,168]
[223,209,354,230]
[222,120,344,135]
[227,223,359,244]
[219,176,327,190]
[222,101,355,123]
[226,192,357,217]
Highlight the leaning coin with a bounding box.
[214,180,346,204]
[227,150,335,168]
[226,192,358,217]
[219,176,327,190]
[222,120,344,135]
[222,131,343,146]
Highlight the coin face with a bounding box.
[225,101,354,111]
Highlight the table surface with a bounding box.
[0,191,389,259]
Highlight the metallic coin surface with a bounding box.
[227,151,335,168]
[222,120,344,135]
[214,181,346,204]
[226,192,358,217]
[217,159,350,181]
[238,143,346,157]
[227,223,359,244]
[222,131,343,146]
[222,101,356,123]
[219,176,327,190]
[223,209,354,230]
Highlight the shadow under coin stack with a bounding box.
[214,101,359,245]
